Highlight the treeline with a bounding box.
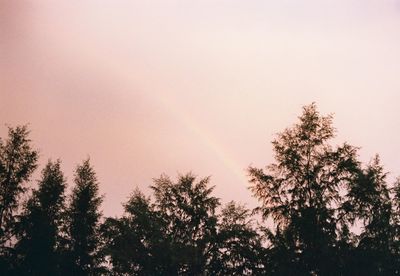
[1,103,400,275]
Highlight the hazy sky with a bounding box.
[1,0,400,216]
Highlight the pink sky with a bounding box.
[1,0,400,216]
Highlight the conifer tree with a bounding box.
[0,126,38,273]
[151,173,220,275]
[65,159,103,276]
[249,103,360,274]
[15,160,66,275]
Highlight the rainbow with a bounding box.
[47,33,247,184]
[155,96,247,184]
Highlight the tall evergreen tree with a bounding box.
[15,160,67,275]
[64,159,103,276]
[248,103,360,275]
[0,126,38,273]
[151,173,220,275]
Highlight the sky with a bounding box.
[1,0,400,216]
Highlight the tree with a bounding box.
[102,173,221,275]
[101,189,170,275]
[151,173,220,275]
[248,103,360,274]
[64,159,103,276]
[209,201,265,275]
[343,156,398,274]
[15,160,67,275]
[0,126,38,273]
[392,177,400,272]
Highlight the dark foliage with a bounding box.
[62,159,104,276]
[1,103,399,275]
[0,126,38,274]
[249,103,400,275]
[101,189,170,275]
[15,160,66,275]
[208,201,265,275]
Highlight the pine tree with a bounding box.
[151,173,220,275]
[249,103,360,274]
[65,159,103,276]
[0,126,38,273]
[15,160,66,275]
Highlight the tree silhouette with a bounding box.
[343,156,398,274]
[392,177,400,271]
[1,103,400,275]
[249,103,361,274]
[150,173,220,275]
[102,189,170,275]
[63,159,103,276]
[209,201,265,275]
[102,173,220,275]
[15,160,67,275]
[0,126,38,273]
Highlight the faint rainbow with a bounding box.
[48,33,247,184]
[154,96,247,184]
